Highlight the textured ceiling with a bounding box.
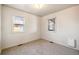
[5,4,77,16]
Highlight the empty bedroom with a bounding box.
[0,4,79,55]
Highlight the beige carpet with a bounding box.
[2,39,79,55]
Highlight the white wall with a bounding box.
[0,5,1,54]
[2,5,40,49]
[41,5,79,50]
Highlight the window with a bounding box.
[12,16,24,32]
[48,17,55,31]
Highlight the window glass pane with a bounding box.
[12,16,24,32]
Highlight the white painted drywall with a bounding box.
[2,5,40,49]
[41,5,79,50]
[0,5,1,54]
